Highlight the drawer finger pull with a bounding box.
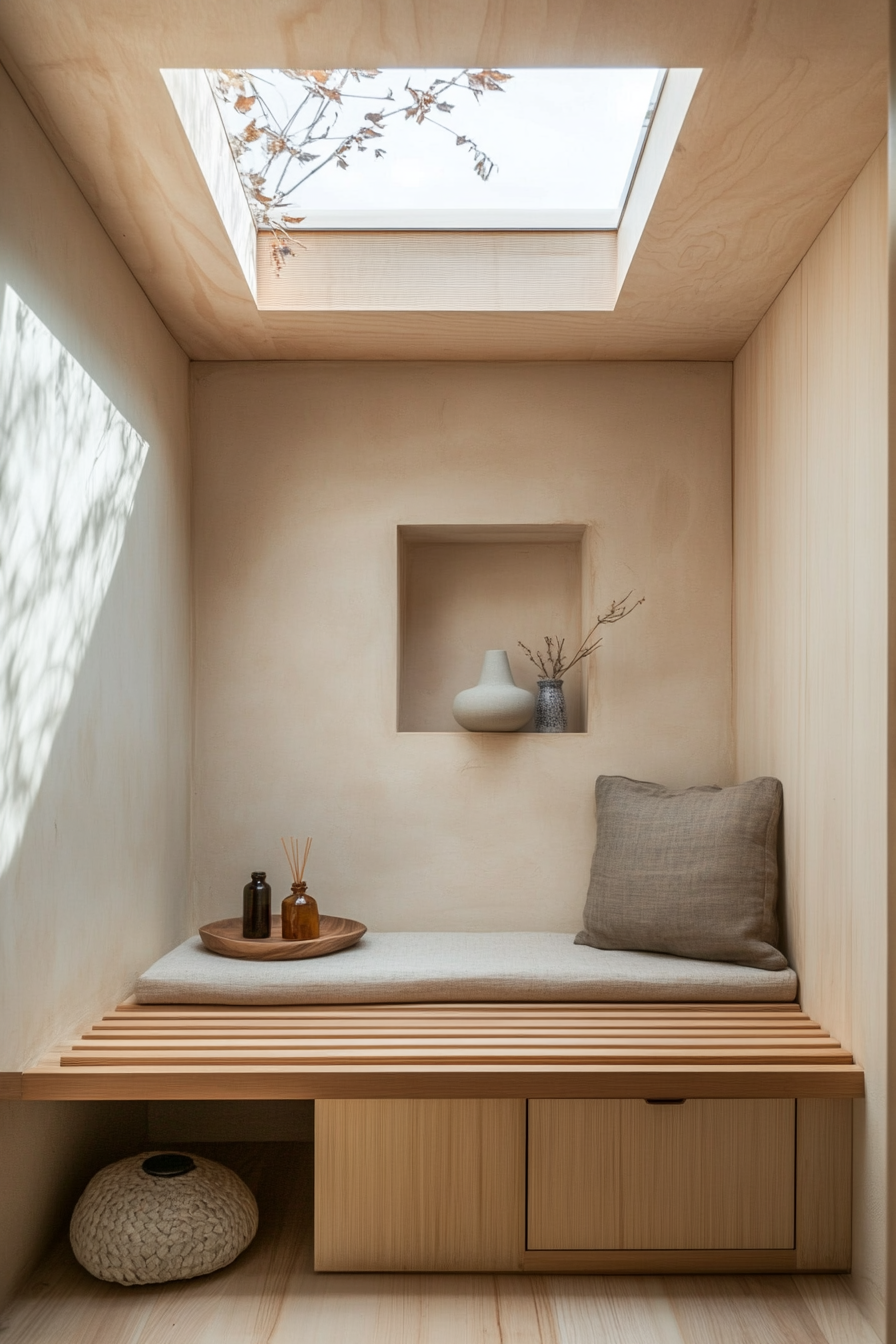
[645,1098,686,1105]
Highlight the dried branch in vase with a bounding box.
[518,592,645,680]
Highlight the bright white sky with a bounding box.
[214,68,662,219]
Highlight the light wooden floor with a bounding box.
[0,1143,881,1344]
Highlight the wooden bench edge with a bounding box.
[20,1062,864,1102]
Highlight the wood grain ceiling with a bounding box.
[0,1,886,360]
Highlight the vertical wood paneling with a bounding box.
[733,269,808,968]
[733,141,887,1325]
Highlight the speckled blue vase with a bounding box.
[535,679,567,733]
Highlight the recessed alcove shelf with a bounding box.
[398,524,587,734]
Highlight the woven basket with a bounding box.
[70,1151,258,1285]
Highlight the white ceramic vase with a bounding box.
[452,650,535,732]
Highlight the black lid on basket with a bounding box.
[142,1153,196,1178]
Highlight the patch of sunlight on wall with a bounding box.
[0,287,148,879]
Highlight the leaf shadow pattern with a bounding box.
[0,287,148,879]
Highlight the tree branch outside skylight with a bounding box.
[211,68,512,270]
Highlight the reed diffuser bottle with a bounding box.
[281,835,320,941]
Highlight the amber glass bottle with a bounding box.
[281,881,320,940]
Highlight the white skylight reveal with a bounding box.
[210,67,665,231]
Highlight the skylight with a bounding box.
[210,67,665,231]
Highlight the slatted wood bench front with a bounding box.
[20,1000,861,1275]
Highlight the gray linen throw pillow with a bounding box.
[575,775,786,971]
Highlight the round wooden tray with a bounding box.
[199,915,367,961]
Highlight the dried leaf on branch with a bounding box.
[209,66,512,267]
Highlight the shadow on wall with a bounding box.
[0,286,148,881]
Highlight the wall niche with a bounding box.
[398,524,587,734]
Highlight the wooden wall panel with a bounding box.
[315,1098,525,1271]
[733,142,887,1327]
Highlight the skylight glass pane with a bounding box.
[210,67,664,230]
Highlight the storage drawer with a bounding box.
[315,1098,525,1271]
[527,1098,795,1250]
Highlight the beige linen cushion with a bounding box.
[575,775,786,971]
[136,932,797,1004]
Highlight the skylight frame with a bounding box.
[209,66,670,233]
[161,65,702,312]
[615,69,667,229]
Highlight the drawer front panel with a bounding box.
[528,1098,795,1250]
[315,1098,525,1270]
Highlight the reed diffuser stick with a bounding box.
[281,835,313,885]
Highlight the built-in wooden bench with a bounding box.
[13,999,861,1275]
[18,999,859,1100]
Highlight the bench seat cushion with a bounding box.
[135,933,797,1005]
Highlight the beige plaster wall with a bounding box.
[192,360,733,932]
[733,143,887,1334]
[0,62,191,1304]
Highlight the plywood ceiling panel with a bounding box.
[0,0,885,359]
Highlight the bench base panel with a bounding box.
[315,1096,852,1274]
